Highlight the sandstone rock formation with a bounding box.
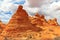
[47,18,59,26]
[1,5,42,38]
[0,5,60,40]
[0,21,5,33]
[30,13,48,26]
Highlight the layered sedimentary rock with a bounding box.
[47,18,59,26]
[1,5,42,38]
[0,21,5,33]
[0,5,60,40]
[30,13,48,26]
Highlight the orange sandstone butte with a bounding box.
[1,5,43,37]
[0,5,60,40]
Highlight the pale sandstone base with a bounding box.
[0,31,57,40]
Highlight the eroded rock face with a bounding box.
[1,5,60,40]
[1,5,43,38]
[7,5,42,32]
[30,13,48,26]
[0,21,6,33]
[47,18,59,26]
[30,13,59,27]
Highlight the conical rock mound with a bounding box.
[1,5,60,40]
[1,5,42,37]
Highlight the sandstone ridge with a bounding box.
[0,5,60,40]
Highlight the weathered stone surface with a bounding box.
[47,18,59,26]
[1,5,42,38]
[30,13,48,26]
[0,5,60,40]
[0,21,6,34]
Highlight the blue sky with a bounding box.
[0,0,25,24]
[0,0,60,24]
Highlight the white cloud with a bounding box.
[50,2,60,24]
[23,6,39,15]
[24,0,54,7]
[24,0,54,14]
[39,1,60,24]
[0,12,11,24]
[24,0,60,24]
[0,0,24,24]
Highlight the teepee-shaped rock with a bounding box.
[1,5,60,40]
[1,5,42,37]
[7,5,42,32]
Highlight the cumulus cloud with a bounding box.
[40,1,60,24]
[24,0,54,7]
[0,0,25,24]
[23,0,54,15]
[43,1,60,24]
[24,0,60,24]
[23,6,39,16]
